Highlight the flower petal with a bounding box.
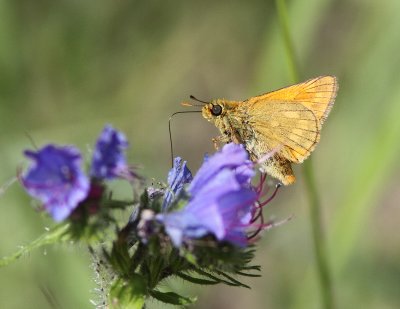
[189,143,252,195]
[22,145,90,221]
[162,157,192,211]
[90,125,129,180]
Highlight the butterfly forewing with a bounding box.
[244,76,337,163]
[247,76,337,122]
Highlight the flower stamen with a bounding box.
[257,183,281,208]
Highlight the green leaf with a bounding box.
[192,267,249,288]
[107,237,131,275]
[140,190,149,209]
[214,270,250,289]
[0,223,70,267]
[177,272,219,285]
[109,276,146,309]
[182,251,198,265]
[234,271,261,278]
[150,290,196,306]
[240,265,261,271]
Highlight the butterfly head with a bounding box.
[201,100,226,122]
[182,96,227,124]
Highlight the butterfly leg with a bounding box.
[212,135,230,150]
[212,137,221,150]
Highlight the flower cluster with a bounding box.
[21,124,130,221]
[10,126,282,308]
[157,143,261,247]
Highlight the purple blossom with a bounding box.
[162,157,193,211]
[21,145,90,221]
[189,143,254,195]
[157,143,258,247]
[90,125,129,180]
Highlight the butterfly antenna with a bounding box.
[189,95,208,104]
[24,131,38,150]
[182,95,209,107]
[168,110,202,167]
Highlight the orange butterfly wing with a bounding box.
[252,75,338,122]
[244,76,338,163]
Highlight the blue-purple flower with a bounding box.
[21,145,90,221]
[189,143,254,196]
[162,157,193,211]
[21,125,134,222]
[157,143,258,247]
[91,125,129,180]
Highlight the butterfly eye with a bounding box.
[211,104,223,116]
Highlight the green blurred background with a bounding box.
[1,1,400,308]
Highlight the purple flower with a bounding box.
[90,125,129,180]
[162,157,193,211]
[157,143,257,247]
[189,143,254,195]
[21,145,90,221]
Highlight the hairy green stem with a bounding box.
[0,224,70,267]
[274,1,334,308]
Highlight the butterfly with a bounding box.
[189,76,338,185]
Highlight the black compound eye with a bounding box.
[211,104,222,116]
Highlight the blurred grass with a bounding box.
[273,0,334,308]
[1,1,400,308]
